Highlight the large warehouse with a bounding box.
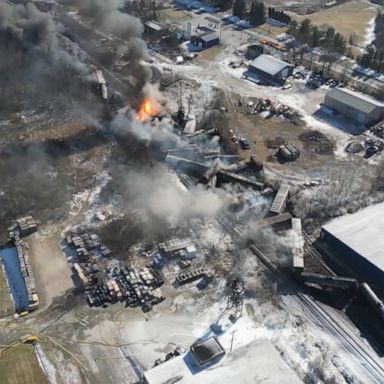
[321,203,384,293]
[248,54,293,83]
[324,87,384,126]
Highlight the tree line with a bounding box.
[358,12,384,74]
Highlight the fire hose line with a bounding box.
[46,336,90,373]
[44,332,198,349]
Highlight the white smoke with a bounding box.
[117,165,233,225]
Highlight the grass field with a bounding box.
[158,7,190,24]
[198,45,223,61]
[0,265,14,317]
[288,1,379,46]
[0,345,47,384]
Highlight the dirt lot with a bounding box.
[26,235,74,309]
[288,1,378,46]
[0,266,13,317]
[0,345,47,384]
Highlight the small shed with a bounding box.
[190,336,225,366]
[245,43,265,60]
[248,54,293,83]
[191,32,220,49]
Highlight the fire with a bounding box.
[137,98,157,121]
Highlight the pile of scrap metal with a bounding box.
[250,98,293,119]
[371,123,384,139]
[8,216,37,239]
[66,231,111,261]
[277,144,300,162]
[364,138,383,157]
[82,265,164,309]
[176,267,213,286]
[165,154,266,191]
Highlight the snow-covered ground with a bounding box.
[364,17,376,48]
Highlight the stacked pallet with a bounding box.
[15,239,39,311]
[16,216,37,237]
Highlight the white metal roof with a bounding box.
[145,20,165,32]
[249,54,292,76]
[322,202,384,272]
[143,340,303,384]
[270,184,290,214]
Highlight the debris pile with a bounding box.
[364,138,383,157]
[371,124,384,139]
[66,232,111,261]
[9,216,37,238]
[277,144,300,162]
[64,230,165,309]
[84,265,164,308]
[176,267,213,286]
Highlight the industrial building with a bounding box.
[248,54,293,83]
[324,87,384,126]
[142,339,303,384]
[191,32,220,50]
[321,202,384,293]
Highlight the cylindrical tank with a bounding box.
[360,282,384,322]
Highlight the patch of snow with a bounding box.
[364,17,376,48]
[34,343,58,384]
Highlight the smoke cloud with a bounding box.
[0,1,87,74]
[75,0,154,103]
[111,113,180,145]
[113,164,233,226]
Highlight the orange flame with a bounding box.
[137,99,157,121]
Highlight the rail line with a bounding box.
[249,240,384,383]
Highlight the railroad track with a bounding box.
[302,231,336,276]
[298,292,384,383]
[248,241,384,383]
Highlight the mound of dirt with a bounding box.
[265,136,286,149]
[299,130,335,155]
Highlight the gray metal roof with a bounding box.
[249,54,292,76]
[322,202,384,272]
[326,87,384,115]
[199,32,219,43]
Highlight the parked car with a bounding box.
[239,138,250,150]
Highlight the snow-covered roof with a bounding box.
[249,54,293,76]
[325,87,384,115]
[322,202,384,272]
[143,340,303,384]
